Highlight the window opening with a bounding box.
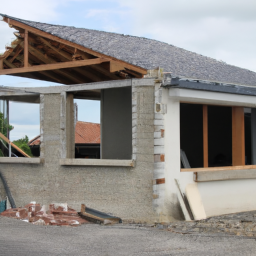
[8,101,40,158]
[180,103,251,169]
[74,99,100,159]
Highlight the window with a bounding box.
[0,99,40,159]
[63,86,133,161]
[180,103,251,169]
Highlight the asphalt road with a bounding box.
[0,216,256,256]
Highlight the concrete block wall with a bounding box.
[153,83,166,218]
[0,81,158,223]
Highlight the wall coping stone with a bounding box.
[0,157,42,164]
[60,158,135,167]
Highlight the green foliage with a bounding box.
[0,112,13,137]
[12,135,33,157]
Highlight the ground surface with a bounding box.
[1,216,256,255]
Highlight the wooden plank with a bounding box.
[181,164,256,172]
[37,37,72,60]
[9,47,23,63]
[0,132,30,158]
[3,59,16,69]
[110,61,125,72]
[0,58,109,75]
[203,105,208,167]
[6,17,147,75]
[24,30,28,67]
[92,64,122,80]
[232,107,245,166]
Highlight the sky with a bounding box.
[0,0,255,141]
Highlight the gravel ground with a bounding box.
[1,216,256,256]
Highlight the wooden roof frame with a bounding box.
[0,17,147,85]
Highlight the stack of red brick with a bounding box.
[0,202,90,226]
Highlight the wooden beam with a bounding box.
[6,18,147,75]
[9,47,23,63]
[0,132,30,158]
[203,105,208,167]
[110,61,125,72]
[39,71,66,84]
[0,58,109,75]
[22,43,91,83]
[37,38,116,81]
[232,107,245,166]
[24,30,28,67]
[124,69,144,78]
[73,67,102,82]
[92,65,121,80]
[37,37,73,60]
[3,59,17,69]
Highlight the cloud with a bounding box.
[9,102,39,126]
[10,124,40,141]
[116,0,256,72]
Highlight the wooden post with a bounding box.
[232,107,245,166]
[203,105,208,167]
[0,59,3,69]
[24,30,28,67]
[251,109,256,164]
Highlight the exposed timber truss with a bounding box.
[0,17,147,84]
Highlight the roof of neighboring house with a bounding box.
[1,13,256,86]
[75,121,100,144]
[28,135,40,146]
[28,121,100,146]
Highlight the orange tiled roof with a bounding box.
[75,121,100,144]
[28,121,100,146]
[28,135,41,146]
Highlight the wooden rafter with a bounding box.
[24,30,28,67]
[0,58,109,75]
[9,46,23,63]
[4,17,147,75]
[37,37,121,81]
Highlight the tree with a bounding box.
[0,112,13,137]
[12,135,33,157]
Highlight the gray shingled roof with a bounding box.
[1,13,256,86]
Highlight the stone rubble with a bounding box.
[167,211,256,237]
[0,202,90,227]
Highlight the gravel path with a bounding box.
[0,216,256,256]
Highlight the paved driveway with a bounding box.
[0,216,256,256]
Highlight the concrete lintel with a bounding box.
[4,78,156,95]
[169,88,256,107]
[132,78,155,87]
[60,158,135,167]
[0,157,42,164]
[196,168,256,182]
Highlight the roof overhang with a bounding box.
[162,74,256,97]
[0,14,147,85]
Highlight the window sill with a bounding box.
[0,157,42,164]
[181,165,256,182]
[59,158,135,167]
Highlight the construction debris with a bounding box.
[79,204,122,224]
[0,202,90,227]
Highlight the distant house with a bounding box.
[1,13,256,223]
[29,121,100,158]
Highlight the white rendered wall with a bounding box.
[162,87,256,220]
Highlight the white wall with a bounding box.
[163,87,256,220]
